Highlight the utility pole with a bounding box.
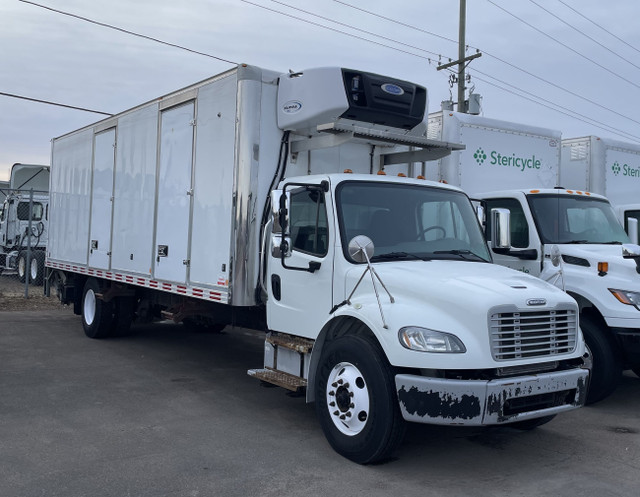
[457,0,466,111]
[437,0,481,113]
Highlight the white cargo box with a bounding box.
[427,112,561,196]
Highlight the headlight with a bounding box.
[609,288,640,308]
[398,326,466,353]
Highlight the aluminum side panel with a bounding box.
[111,105,159,276]
[88,128,116,270]
[49,128,93,264]
[154,102,195,283]
[189,74,237,289]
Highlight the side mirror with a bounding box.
[270,189,291,258]
[491,208,511,249]
[348,235,375,263]
[476,204,485,227]
[627,217,639,245]
[270,190,289,234]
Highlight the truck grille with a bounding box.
[489,308,578,361]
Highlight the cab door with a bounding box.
[267,182,334,339]
[484,197,543,276]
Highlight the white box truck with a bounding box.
[0,163,50,283]
[430,111,640,404]
[46,65,588,463]
[560,136,640,243]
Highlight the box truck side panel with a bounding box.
[154,101,195,283]
[559,138,592,191]
[189,73,238,290]
[49,129,93,264]
[88,127,116,270]
[604,146,640,206]
[112,104,159,276]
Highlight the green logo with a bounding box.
[612,162,621,175]
[474,148,487,165]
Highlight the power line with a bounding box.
[18,0,238,65]
[472,74,640,143]
[270,0,445,58]
[241,1,442,63]
[485,0,640,91]
[528,0,640,72]
[0,91,112,116]
[556,0,640,55]
[333,0,640,129]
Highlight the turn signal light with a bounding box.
[598,262,608,276]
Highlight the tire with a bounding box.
[508,415,556,431]
[81,278,114,339]
[17,252,27,283]
[315,334,406,464]
[581,315,621,404]
[30,252,45,285]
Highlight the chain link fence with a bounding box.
[0,186,61,311]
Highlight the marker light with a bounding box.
[397,173,407,177]
[343,169,353,173]
[530,189,540,193]
[417,175,426,180]
[598,262,608,274]
[399,327,466,353]
[377,170,387,175]
[567,190,574,194]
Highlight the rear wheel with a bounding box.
[82,278,114,339]
[29,252,45,285]
[581,315,621,404]
[315,334,406,464]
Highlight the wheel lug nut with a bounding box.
[329,391,335,396]
[329,402,335,407]
[339,414,346,420]
[345,412,351,417]
[349,403,354,408]
[337,379,344,385]
[333,410,339,416]
[332,382,338,388]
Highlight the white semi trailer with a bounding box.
[429,111,640,404]
[0,163,50,283]
[46,65,588,463]
[560,136,640,243]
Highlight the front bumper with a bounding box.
[396,368,588,426]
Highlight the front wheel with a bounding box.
[17,252,27,283]
[315,334,406,464]
[581,315,621,404]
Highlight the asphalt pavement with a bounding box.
[1,308,639,497]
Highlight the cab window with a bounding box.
[289,189,328,257]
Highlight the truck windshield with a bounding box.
[528,194,629,244]
[336,181,491,263]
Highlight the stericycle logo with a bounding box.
[474,148,487,165]
[611,161,640,178]
[473,146,542,172]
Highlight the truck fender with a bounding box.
[305,314,382,404]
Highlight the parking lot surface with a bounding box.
[1,308,639,497]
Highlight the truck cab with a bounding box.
[479,188,640,402]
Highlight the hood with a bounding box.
[345,259,574,314]
[553,244,640,281]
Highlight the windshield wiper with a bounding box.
[565,240,589,244]
[432,249,486,261]
[601,241,623,245]
[371,251,428,262]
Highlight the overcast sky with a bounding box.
[2,0,639,181]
